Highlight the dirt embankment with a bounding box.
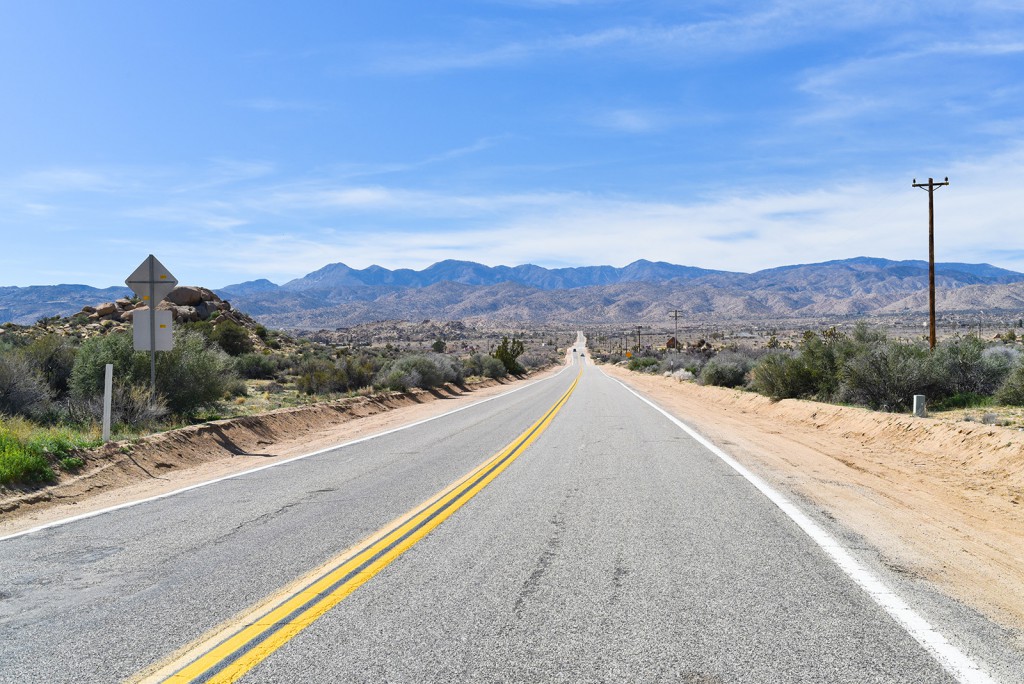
[604,365,1024,641]
[0,370,558,538]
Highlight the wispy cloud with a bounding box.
[590,108,668,133]
[4,140,1024,287]
[369,2,940,75]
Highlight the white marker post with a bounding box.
[102,363,113,442]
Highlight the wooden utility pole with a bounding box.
[668,310,683,351]
[634,325,644,352]
[912,177,949,350]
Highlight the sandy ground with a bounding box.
[603,364,1024,644]
[0,368,562,538]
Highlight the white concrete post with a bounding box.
[913,394,926,418]
[102,363,113,442]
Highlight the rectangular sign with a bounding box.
[132,309,174,351]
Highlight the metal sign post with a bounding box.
[126,255,178,398]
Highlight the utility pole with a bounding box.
[668,310,683,352]
[913,177,949,350]
[634,325,644,352]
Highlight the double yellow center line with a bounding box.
[136,367,582,683]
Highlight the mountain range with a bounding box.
[3,258,1024,328]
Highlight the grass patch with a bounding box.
[0,417,101,487]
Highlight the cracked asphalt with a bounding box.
[0,342,988,682]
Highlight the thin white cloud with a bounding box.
[369,1,949,75]
[5,140,1024,288]
[590,108,667,133]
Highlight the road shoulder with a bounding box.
[602,364,1024,648]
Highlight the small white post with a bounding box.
[102,363,113,442]
[913,394,927,418]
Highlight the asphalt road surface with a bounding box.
[0,334,1009,682]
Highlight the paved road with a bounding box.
[0,335,1004,682]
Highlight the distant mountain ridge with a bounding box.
[219,259,735,294]
[3,257,1024,327]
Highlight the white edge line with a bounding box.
[0,364,575,544]
[603,370,996,684]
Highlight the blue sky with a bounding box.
[2,1,1024,288]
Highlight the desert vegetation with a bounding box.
[0,312,554,489]
[609,322,1024,416]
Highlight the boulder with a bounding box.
[122,309,136,322]
[195,301,211,320]
[115,298,134,310]
[166,286,204,307]
[94,302,116,316]
[81,305,96,314]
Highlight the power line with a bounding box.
[668,310,683,352]
[912,176,950,350]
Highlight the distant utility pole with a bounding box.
[634,325,644,352]
[668,310,683,352]
[912,176,950,350]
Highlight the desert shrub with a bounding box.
[995,362,1024,405]
[929,336,1010,397]
[627,357,660,372]
[69,332,143,400]
[70,330,235,417]
[518,351,553,370]
[66,384,169,429]
[837,342,933,411]
[235,352,278,379]
[20,334,77,398]
[155,331,237,415]
[339,354,379,389]
[296,357,349,395]
[211,321,253,356]
[463,353,508,379]
[750,352,815,400]
[0,353,56,420]
[375,355,447,391]
[699,352,754,388]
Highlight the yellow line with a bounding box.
[135,367,582,684]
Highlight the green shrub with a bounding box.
[296,357,349,395]
[930,337,1010,397]
[838,342,933,411]
[59,456,85,471]
[699,352,753,388]
[235,352,278,379]
[70,330,236,417]
[627,357,660,372]
[750,353,815,400]
[493,336,525,375]
[995,362,1024,405]
[376,355,442,391]
[464,353,507,379]
[211,321,253,356]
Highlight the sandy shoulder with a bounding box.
[603,364,1024,641]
